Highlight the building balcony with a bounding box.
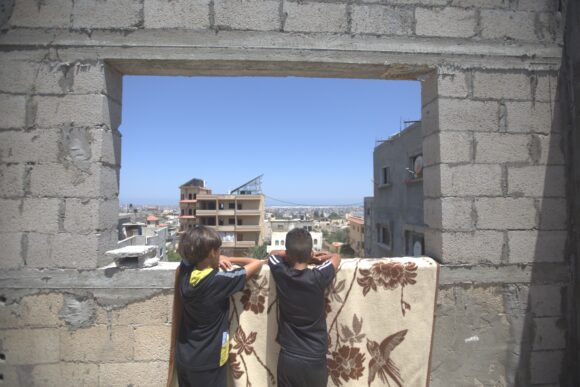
[179,199,197,204]
[235,210,261,216]
[179,215,196,219]
[215,225,236,232]
[197,210,217,216]
[235,240,256,248]
[222,240,236,248]
[236,225,261,232]
[217,209,236,216]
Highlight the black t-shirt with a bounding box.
[176,260,246,371]
[268,254,336,358]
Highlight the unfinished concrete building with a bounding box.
[179,176,265,255]
[0,1,579,386]
[365,121,425,257]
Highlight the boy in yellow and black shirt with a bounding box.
[170,225,264,387]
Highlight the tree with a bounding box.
[340,244,356,258]
[247,243,268,259]
[167,249,181,262]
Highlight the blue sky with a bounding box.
[120,76,420,206]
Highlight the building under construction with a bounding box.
[179,175,265,255]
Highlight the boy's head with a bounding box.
[178,225,222,266]
[285,228,312,264]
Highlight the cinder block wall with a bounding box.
[0,0,573,386]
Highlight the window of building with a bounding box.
[377,223,392,250]
[193,193,197,199]
[229,202,235,209]
[181,209,185,215]
[237,203,242,210]
[188,209,193,215]
[409,154,423,179]
[314,239,318,244]
[228,218,235,225]
[219,203,225,210]
[381,166,390,185]
[277,224,283,230]
[237,218,243,225]
[181,194,184,200]
[218,219,224,226]
[188,193,193,200]
[275,240,279,246]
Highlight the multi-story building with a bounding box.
[179,176,265,255]
[364,121,425,257]
[346,214,365,257]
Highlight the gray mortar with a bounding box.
[58,293,97,329]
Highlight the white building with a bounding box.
[267,231,323,253]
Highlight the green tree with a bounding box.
[246,243,268,259]
[340,244,356,258]
[167,249,181,262]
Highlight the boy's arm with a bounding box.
[313,252,341,271]
[226,256,265,279]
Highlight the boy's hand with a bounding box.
[269,250,286,257]
[219,255,233,270]
[310,251,336,265]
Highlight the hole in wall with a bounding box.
[120,75,424,258]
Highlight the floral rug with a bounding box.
[227,257,439,387]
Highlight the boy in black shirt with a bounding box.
[169,225,264,387]
[268,228,341,387]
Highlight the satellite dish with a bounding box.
[413,240,422,256]
[414,155,423,176]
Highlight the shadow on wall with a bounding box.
[516,3,578,385]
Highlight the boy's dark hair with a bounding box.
[285,228,312,264]
[178,225,222,266]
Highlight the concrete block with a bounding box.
[438,98,498,132]
[424,197,474,231]
[64,198,119,234]
[535,73,558,103]
[431,284,516,386]
[0,232,24,269]
[0,163,25,197]
[351,5,413,35]
[439,164,503,197]
[508,165,566,197]
[533,317,565,350]
[423,132,472,166]
[517,0,558,11]
[91,128,122,166]
[33,94,119,129]
[10,0,73,28]
[475,197,537,230]
[507,101,554,134]
[284,1,347,33]
[134,324,172,361]
[416,7,476,38]
[0,60,68,94]
[31,362,99,387]
[451,0,508,7]
[70,62,123,102]
[480,10,546,42]
[20,198,61,233]
[0,199,22,233]
[441,231,504,264]
[421,99,438,137]
[72,0,142,29]
[30,163,119,198]
[530,350,563,384]
[60,325,134,362]
[99,361,168,387]
[438,71,470,98]
[421,72,437,107]
[0,129,60,163]
[111,294,171,326]
[508,230,566,263]
[144,0,210,29]
[17,293,65,328]
[26,232,114,269]
[0,328,60,364]
[473,71,531,100]
[537,198,567,230]
[0,94,27,129]
[214,0,279,31]
[532,134,565,165]
[474,133,530,163]
[530,285,563,317]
